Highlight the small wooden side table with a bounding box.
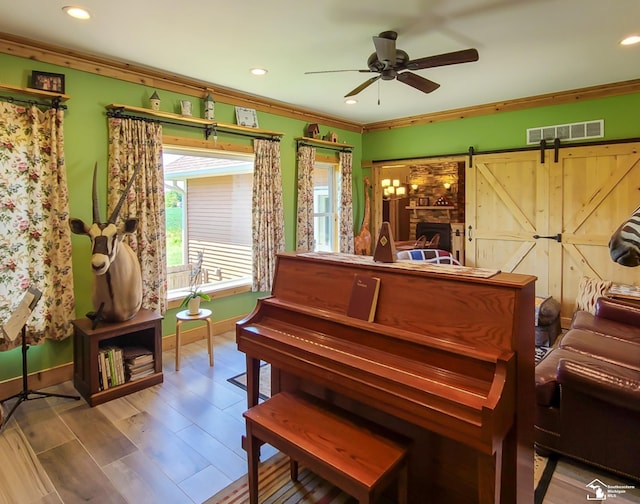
[73,309,163,406]
[175,308,214,371]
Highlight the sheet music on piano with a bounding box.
[296,251,501,278]
[1,287,42,342]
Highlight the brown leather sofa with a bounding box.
[535,296,640,481]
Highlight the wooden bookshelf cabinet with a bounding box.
[72,308,163,406]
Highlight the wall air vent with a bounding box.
[526,120,604,145]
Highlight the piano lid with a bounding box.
[269,252,536,353]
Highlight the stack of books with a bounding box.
[122,346,155,382]
[97,346,125,390]
[97,346,156,390]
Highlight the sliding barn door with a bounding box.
[552,142,640,323]
[467,142,640,325]
[465,151,551,295]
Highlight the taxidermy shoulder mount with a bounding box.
[69,163,143,322]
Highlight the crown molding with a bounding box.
[363,79,640,133]
[0,32,363,134]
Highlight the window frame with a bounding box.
[163,140,255,306]
[313,161,339,252]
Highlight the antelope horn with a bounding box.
[92,163,101,223]
[108,164,142,224]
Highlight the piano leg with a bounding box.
[290,459,299,481]
[478,449,503,504]
[246,355,260,409]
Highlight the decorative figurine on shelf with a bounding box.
[149,91,161,111]
[307,123,320,139]
[329,132,338,143]
[180,100,192,116]
[204,93,215,120]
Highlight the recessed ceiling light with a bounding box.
[345,98,358,105]
[620,35,640,46]
[250,68,268,76]
[63,6,91,20]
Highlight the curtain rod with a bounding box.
[106,109,281,141]
[0,94,67,110]
[297,140,353,153]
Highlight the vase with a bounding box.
[188,297,201,315]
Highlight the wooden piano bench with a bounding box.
[243,391,410,504]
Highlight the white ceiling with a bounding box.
[1,0,639,125]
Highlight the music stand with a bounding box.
[1,288,80,431]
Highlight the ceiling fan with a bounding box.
[305,31,479,98]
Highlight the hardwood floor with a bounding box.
[0,330,638,503]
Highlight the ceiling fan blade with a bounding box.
[305,69,372,74]
[373,31,397,67]
[406,48,479,70]
[397,72,440,94]
[345,75,381,97]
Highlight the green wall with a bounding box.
[1,48,639,383]
[363,93,640,161]
[0,52,362,382]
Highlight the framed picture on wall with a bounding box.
[235,107,259,128]
[31,71,66,93]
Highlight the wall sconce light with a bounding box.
[411,183,419,192]
[443,182,452,191]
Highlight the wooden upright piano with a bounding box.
[237,252,536,503]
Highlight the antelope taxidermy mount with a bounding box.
[69,164,143,322]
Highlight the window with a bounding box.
[163,147,254,298]
[313,162,338,252]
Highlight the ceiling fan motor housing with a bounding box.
[367,49,409,74]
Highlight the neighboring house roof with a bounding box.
[164,154,253,180]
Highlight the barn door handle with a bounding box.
[533,233,562,242]
[468,225,473,242]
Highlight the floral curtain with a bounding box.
[252,139,285,292]
[107,117,166,314]
[339,151,355,253]
[296,145,315,251]
[0,102,75,350]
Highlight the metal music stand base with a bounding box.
[1,325,80,432]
